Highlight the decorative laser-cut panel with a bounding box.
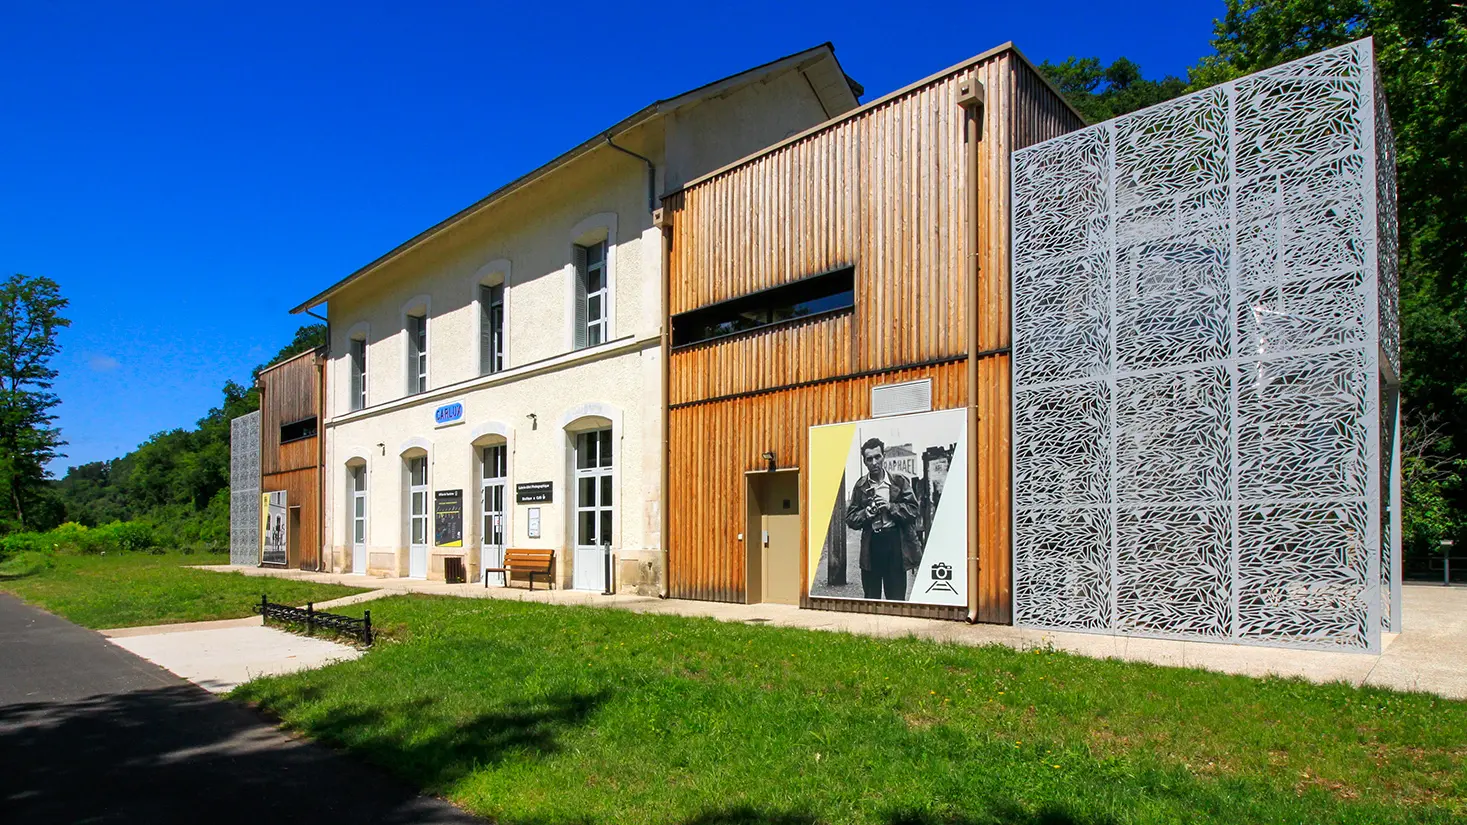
[1012,40,1398,651]
[1013,506,1111,631]
[230,411,261,566]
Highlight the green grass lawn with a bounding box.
[232,596,1467,824]
[0,550,368,628]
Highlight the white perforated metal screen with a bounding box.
[1009,40,1400,652]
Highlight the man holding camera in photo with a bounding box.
[844,437,921,601]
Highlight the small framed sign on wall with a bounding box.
[527,507,541,539]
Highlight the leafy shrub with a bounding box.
[0,532,49,560]
[48,522,96,553]
[86,521,157,553]
[111,521,157,552]
[0,550,54,579]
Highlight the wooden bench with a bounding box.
[482,548,556,591]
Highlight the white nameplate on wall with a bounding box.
[434,399,465,428]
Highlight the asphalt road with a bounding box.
[0,593,483,824]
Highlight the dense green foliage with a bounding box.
[0,274,70,532]
[1044,0,1467,565]
[1038,56,1188,122]
[0,547,365,628]
[235,595,1466,823]
[40,323,326,548]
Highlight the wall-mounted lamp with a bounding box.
[376,442,385,456]
[762,451,776,472]
[526,412,538,431]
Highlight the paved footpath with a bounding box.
[0,593,483,824]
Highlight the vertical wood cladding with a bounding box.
[665,47,1083,616]
[259,350,323,476]
[668,363,967,603]
[258,349,325,569]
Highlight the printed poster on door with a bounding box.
[435,489,463,547]
[260,490,288,566]
[807,408,967,607]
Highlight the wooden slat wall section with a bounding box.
[259,352,322,476]
[967,56,1084,622]
[668,362,966,603]
[669,314,855,406]
[666,62,975,379]
[973,354,1012,622]
[261,466,319,569]
[1009,58,1089,152]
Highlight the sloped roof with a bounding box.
[292,43,860,314]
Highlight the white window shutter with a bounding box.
[572,245,588,349]
[349,342,363,410]
[479,286,493,375]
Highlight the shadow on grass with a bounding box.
[0,684,482,824]
[674,806,1109,825]
[254,687,613,792]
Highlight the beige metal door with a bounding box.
[747,471,801,605]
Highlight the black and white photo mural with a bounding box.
[260,490,287,566]
[1010,39,1401,651]
[808,409,968,607]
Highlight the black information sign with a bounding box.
[434,489,463,547]
[515,481,553,504]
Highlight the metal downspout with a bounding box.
[605,136,657,213]
[655,206,672,599]
[305,308,329,573]
[958,77,985,624]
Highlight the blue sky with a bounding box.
[0,0,1223,473]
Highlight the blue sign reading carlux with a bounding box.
[434,401,464,427]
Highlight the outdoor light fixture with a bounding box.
[762,451,776,472]
[527,412,538,431]
[376,442,385,456]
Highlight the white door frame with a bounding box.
[350,464,367,574]
[572,429,613,592]
[408,456,429,579]
[481,444,507,585]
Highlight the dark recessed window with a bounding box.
[280,416,318,444]
[672,266,854,347]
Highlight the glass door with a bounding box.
[408,456,428,579]
[481,444,507,585]
[573,429,613,591]
[351,465,367,574]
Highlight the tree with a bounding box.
[0,274,70,530]
[1188,0,1467,555]
[48,323,325,546]
[1039,56,1189,122]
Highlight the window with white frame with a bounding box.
[573,241,608,349]
[480,283,505,375]
[406,313,428,394]
[349,337,368,411]
[408,456,428,547]
[573,429,613,551]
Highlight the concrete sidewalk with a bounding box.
[197,564,1467,700]
[99,590,383,693]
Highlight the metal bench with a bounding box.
[483,548,556,591]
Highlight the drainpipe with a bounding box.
[605,136,657,213]
[654,206,672,599]
[957,77,985,624]
[306,308,329,573]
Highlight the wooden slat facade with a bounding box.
[258,349,325,569]
[664,45,1083,619]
